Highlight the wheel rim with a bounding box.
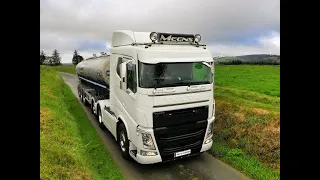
[120,132,126,152]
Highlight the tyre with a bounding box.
[77,85,81,98]
[91,100,95,115]
[82,94,88,106]
[80,93,84,103]
[97,106,106,130]
[118,123,130,160]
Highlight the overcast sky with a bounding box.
[40,0,280,64]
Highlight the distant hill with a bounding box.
[214,54,280,65]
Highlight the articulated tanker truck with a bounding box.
[76,30,215,164]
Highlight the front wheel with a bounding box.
[118,123,130,160]
[98,106,106,130]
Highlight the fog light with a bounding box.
[204,139,212,144]
[140,150,158,156]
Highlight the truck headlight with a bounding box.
[204,122,213,144]
[206,122,213,140]
[141,132,156,150]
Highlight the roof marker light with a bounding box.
[194,34,201,43]
[150,32,158,42]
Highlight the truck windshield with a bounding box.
[138,61,213,88]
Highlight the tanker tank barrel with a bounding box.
[75,55,110,89]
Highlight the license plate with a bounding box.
[174,149,191,158]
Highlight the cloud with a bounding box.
[40,0,280,63]
[259,31,280,50]
[209,31,280,56]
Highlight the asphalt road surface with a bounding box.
[58,72,250,180]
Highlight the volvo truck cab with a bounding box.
[77,30,215,164]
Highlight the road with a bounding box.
[58,72,250,180]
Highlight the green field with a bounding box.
[48,64,280,180]
[212,65,280,180]
[40,66,123,180]
[214,65,280,97]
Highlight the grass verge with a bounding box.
[50,65,76,74]
[40,65,123,180]
[210,141,279,180]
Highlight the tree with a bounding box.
[51,49,61,66]
[72,50,78,65]
[72,50,84,65]
[48,56,53,66]
[40,50,46,65]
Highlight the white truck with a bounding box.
[76,30,215,164]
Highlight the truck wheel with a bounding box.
[80,93,84,102]
[81,94,85,103]
[91,100,95,115]
[82,95,88,106]
[98,106,106,130]
[118,123,130,160]
[77,85,81,98]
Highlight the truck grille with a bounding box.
[153,106,208,162]
[153,106,209,128]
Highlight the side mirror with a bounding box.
[120,63,127,90]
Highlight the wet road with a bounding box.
[58,72,250,180]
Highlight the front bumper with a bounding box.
[201,139,213,152]
[135,153,162,164]
[132,115,214,164]
[133,139,212,164]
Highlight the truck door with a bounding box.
[118,59,137,124]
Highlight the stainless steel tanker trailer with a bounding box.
[76,30,215,164]
[76,54,110,113]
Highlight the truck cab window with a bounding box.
[126,62,137,93]
[138,61,213,88]
[116,57,123,77]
